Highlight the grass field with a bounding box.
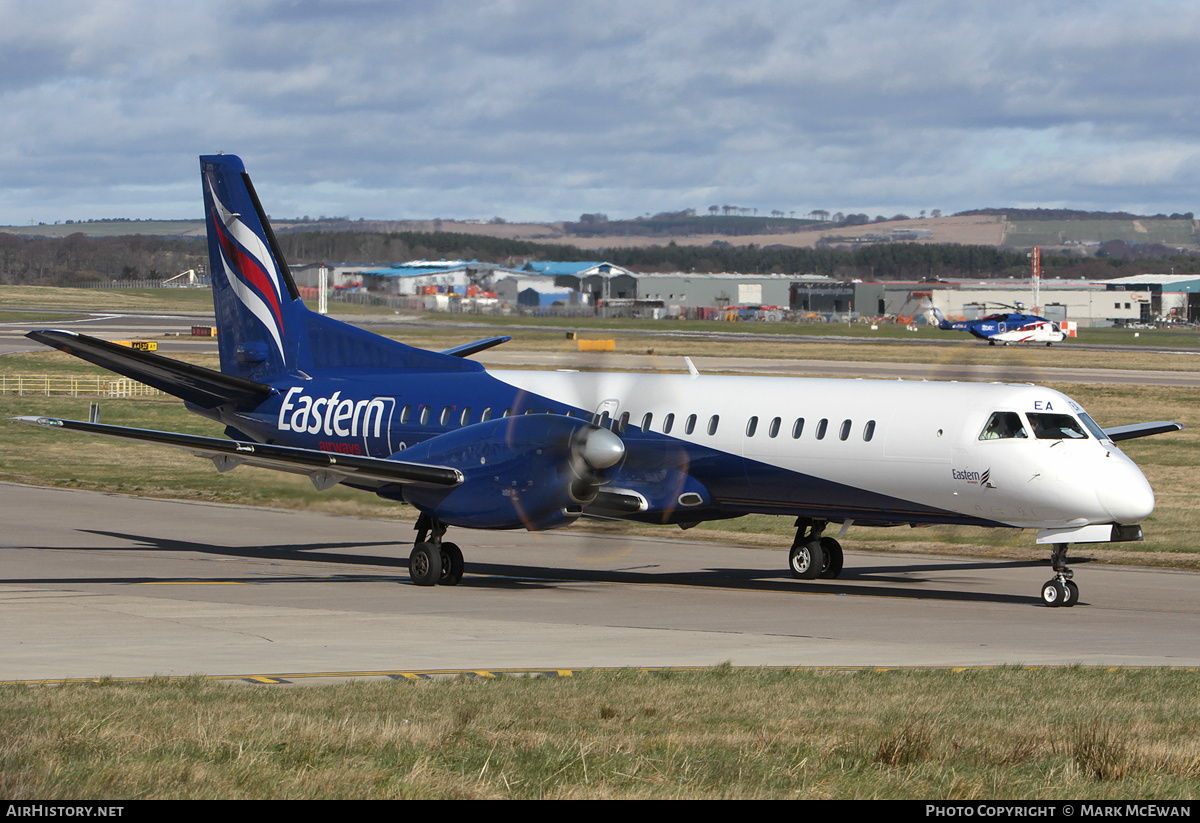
[3,668,1199,799]
[1004,219,1196,248]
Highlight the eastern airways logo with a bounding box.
[952,467,992,486]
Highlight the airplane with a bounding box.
[929,305,1070,346]
[11,154,1185,607]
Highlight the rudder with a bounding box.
[201,154,304,379]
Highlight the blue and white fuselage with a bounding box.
[220,367,1154,536]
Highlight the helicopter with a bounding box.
[928,304,1073,346]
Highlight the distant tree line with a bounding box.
[5,228,1200,287]
[957,207,1195,221]
[564,212,819,238]
[0,232,205,286]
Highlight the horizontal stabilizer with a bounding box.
[439,336,511,358]
[27,330,273,409]
[1102,421,1185,442]
[11,416,463,489]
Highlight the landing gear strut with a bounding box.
[410,513,465,587]
[1040,542,1079,607]
[788,518,844,580]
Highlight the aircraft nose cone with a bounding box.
[1096,462,1155,524]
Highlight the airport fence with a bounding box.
[0,375,162,398]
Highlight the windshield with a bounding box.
[1078,412,1110,441]
[1027,412,1088,440]
[979,411,1028,440]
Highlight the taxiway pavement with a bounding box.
[2,482,1197,682]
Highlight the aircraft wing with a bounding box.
[26,330,273,409]
[11,416,463,490]
[1102,421,1186,442]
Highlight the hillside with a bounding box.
[3,211,1197,254]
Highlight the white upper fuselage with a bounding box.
[485,369,1153,531]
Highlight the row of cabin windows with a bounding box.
[742,415,876,442]
[614,411,876,442]
[396,404,876,443]
[399,405,571,427]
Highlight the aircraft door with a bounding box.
[363,396,397,456]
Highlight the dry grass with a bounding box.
[2,668,1199,799]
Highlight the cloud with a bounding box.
[3,0,1200,225]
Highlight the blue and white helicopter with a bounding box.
[12,154,1182,606]
[929,305,1070,346]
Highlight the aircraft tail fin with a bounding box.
[201,154,481,380]
[201,154,304,379]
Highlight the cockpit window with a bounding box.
[1078,412,1110,441]
[979,412,1028,440]
[1027,412,1088,440]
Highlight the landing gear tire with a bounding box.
[819,537,843,579]
[1062,579,1079,607]
[439,542,464,586]
[1041,579,1066,607]
[409,541,443,587]
[1043,542,1078,607]
[789,540,825,580]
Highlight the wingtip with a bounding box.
[9,415,62,427]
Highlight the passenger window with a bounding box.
[685,414,697,435]
[746,416,758,437]
[481,407,492,422]
[816,419,828,440]
[839,419,851,441]
[708,415,719,435]
[663,413,675,434]
[792,418,804,439]
[400,405,411,424]
[502,408,512,418]
[617,412,630,434]
[641,412,654,433]
[419,406,431,425]
[1028,412,1087,440]
[863,420,876,441]
[979,412,1028,440]
[769,417,781,438]
[460,407,472,426]
[440,407,452,426]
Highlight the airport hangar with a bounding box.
[292,262,1199,326]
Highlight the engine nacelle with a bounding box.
[394,414,624,531]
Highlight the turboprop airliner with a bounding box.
[13,154,1184,606]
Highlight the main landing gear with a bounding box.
[788,518,844,580]
[409,513,464,587]
[1040,542,1079,607]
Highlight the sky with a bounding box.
[4,0,1200,226]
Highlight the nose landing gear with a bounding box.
[1041,543,1080,607]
